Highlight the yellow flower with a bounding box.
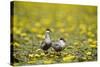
[92,40,97,45]
[34,23,41,27]
[89,44,96,48]
[35,54,40,57]
[24,37,30,41]
[29,54,34,57]
[14,42,20,47]
[50,55,54,57]
[88,38,93,43]
[56,22,63,28]
[59,28,65,33]
[38,29,44,34]
[15,29,21,34]
[74,41,79,45]
[43,60,53,64]
[32,28,38,32]
[36,49,41,52]
[20,33,27,37]
[86,51,92,55]
[13,27,17,32]
[87,32,94,37]
[63,54,75,62]
[36,34,44,39]
[41,53,45,56]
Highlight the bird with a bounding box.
[52,38,66,55]
[40,29,52,54]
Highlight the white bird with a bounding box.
[52,38,66,55]
[41,29,52,54]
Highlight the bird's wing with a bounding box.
[40,41,45,48]
[52,41,59,48]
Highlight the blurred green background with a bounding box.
[11,1,97,66]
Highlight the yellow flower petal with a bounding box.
[43,60,53,64]
[63,55,75,62]
[29,54,34,57]
[32,28,38,32]
[86,51,92,55]
[89,44,96,48]
[24,37,30,41]
[15,29,21,34]
[59,28,65,33]
[92,40,97,45]
[36,34,44,39]
[87,32,93,36]
[20,33,27,37]
[34,23,41,27]
[35,54,40,57]
[41,53,45,56]
[88,38,93,43]
[14,42,20,47]
[36,49,41,52]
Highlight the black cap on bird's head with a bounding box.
[46,28,51,32]
[60,37,66,42]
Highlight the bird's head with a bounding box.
[59,37,66,48]
[46,28,51,33]
[59,37,66,42]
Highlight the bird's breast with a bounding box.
[59,41,65,47]
[45,38,51,44]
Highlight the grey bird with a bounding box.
[52,38,66,55]
[41,29,52,54]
